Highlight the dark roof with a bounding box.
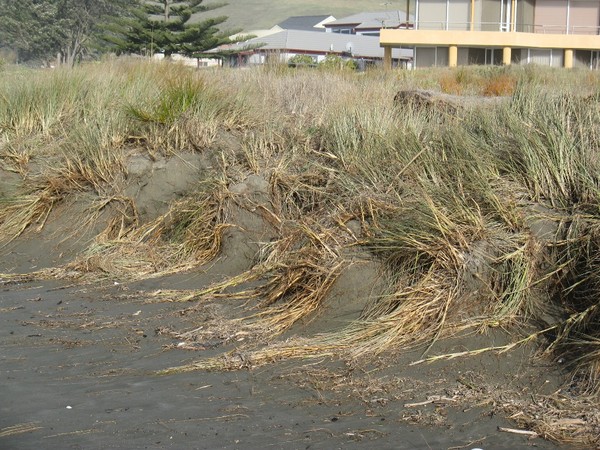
[277,15,333,32]
[325,11,412,30]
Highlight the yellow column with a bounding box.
[502,47,512,65]
[470,0,475,31]
[564,49,574,69]
[449,45,458,67]
[511,0,516,31]
[384,46,392,70]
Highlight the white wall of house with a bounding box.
[152,53,220,68]
[248,53,267,65]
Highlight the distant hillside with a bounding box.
[200,0,408,32]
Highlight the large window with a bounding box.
[526,48,563,67]
[500,0,514,31]
[417,0,447,30]
[569,1,600,35]
[534,0,567,34]
[415,46,449,66]
[448,0,470,30]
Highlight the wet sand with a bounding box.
[1,272,563,449]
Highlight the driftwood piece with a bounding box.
[498,427,539,438]
[394,89,460,115]
[394,89,508,114]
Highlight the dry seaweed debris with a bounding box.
[0,422,43,438]
[159,339,339,374]
[501,392,600,447]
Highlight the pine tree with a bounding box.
[105,1,234,58]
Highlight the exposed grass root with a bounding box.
[64,185,228,280]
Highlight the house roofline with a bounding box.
[324,22,361,27]
[250,47,409,60]
[380,29,600,50]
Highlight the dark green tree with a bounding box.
[0,0,134,66]
[0,0,61,63]
[53,0,136,66]
[101,7,155,56]
[104,1,234,58]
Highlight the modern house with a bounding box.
[277,15,336,32]
[379,0,600,68]
[229,15,336,41]
[206,29,412,68]
[324,11,414,36]
[190,15,337,68]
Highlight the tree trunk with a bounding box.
[164,0,170,21]
[69,38,81,68]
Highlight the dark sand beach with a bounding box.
[1,268,563,449]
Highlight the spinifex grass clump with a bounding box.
[542,215,600,392]
[0,70,85,139]
[177,220,348,342]
[127,71,252,154]
[0,60,253,259]
[0,65,131,242]
[242,220,348,334]
[492,86,600,208]
[467,84,600,392]
[160,66,600,411]
[328,117,543,356]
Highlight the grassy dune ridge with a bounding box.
[2,60,600,444]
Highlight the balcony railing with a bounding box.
[413,21,600,35]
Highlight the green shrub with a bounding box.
[287,54,316,68]
[319,54,357,71]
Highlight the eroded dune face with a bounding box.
[0,168,21,198]
[2,61,600,448]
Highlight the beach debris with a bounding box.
[498,427,538,438]
[404,396,458,408]
[0,422,43,437]
[394,89,459,115]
